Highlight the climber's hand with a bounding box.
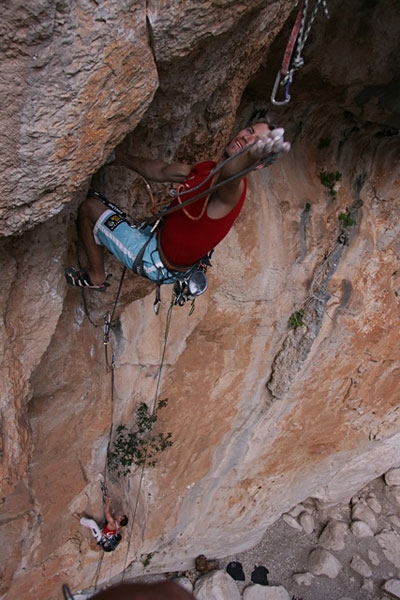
[252,127,291,160]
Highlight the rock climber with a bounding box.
[65,119,290,293]
[80,495,128,552]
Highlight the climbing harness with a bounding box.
[98,533,122,553]
[92,192,213,315]
[172,259,210,309]
[271,0,329,105]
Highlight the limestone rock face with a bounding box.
[1,1,158,236]
[1,0,400,599]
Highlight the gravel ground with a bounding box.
[218,476,398,599]
[128,474,400,599]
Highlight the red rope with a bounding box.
[281,0,306,75]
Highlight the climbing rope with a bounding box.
[143,141,278,225]
[120,290,175,580]
[95,140,280,229]
[103,266,126,369]
[62,584,75,600]
[94,131,284,236]
[73,125,285,592]
[271,0,329,105]
[87,290,175,592]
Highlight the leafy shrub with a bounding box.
[338,210,355,227]
[289,309,305,329]
[108,399,173,477]
[319,170,342,195]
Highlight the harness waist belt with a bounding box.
[157,238,194,274]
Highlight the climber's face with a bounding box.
[225,122,271,156]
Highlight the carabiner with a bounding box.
[270,70,291,106]
[103,311,111,345]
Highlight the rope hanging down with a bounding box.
[120,291,175,581]
[80,292,176,596]
[271,0,329,106]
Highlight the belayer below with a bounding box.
[65,119,290,302]
[79,495,128,552]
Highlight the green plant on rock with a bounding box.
[289,309,305,329]
[319,170,342,195]
[108,399,173,477]
[141,553,153,567]
[338,210,355,227]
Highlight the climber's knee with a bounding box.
[79,196,107,224]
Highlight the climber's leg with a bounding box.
[77,197,108,286]
[80,517,103,542]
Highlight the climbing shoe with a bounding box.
[64,267,111,292]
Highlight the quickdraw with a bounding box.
[271,0,329,106]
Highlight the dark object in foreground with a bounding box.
[226,561,245,581]
[251,564,269,585]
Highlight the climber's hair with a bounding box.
[120,515,128,527]
[247,108,277,131]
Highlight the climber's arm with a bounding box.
[115,151,191,183]
[104,496,116,528]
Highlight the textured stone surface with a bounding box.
[382,579,400,599]
[318,520,348,551]
[0,1,158,236]
[308,548,342,578]
[384,468,400,486]
[375,530,400,568]
[351,502,378,531]
[1,0,400,599]
[349,555,372,578]
[194,570,241,600]
[350,520,374,538]
[243,585,290,600]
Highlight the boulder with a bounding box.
[243,584,291,600]
[384,469,400,487]
[194,570,241,600]
[319,520,348,551]
[308,548,342,578]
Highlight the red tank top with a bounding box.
[160,161,247,267]
[103,523,119,537]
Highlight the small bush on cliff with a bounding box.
[338,209,355,227]
[141,552,153,567]
[289,309,305,329]
[108,399,173,477]
[319,170,342,195]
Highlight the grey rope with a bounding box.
[285,0,330,83]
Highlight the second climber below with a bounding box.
[65,119,290,293]
[80,495,128,552]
